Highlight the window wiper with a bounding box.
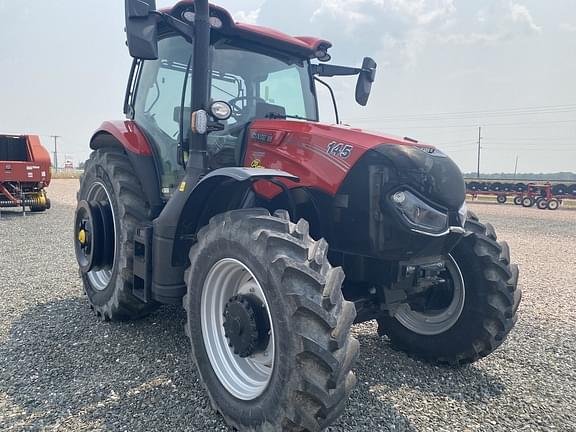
[265,113,318,122]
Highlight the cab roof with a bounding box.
[162,1,333,60]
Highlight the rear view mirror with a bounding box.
[356,57,377,106]
[125,0,159,60]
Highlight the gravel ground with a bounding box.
[1,179,575,431]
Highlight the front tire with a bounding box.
[184,209,358,431]
[378,211,521,365]
[77,148,157,321]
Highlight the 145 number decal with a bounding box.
[327,141,353,159]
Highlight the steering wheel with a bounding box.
[227,96,267,121]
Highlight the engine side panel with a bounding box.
[244,119,435,198]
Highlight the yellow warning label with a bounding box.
[251,159,263,168]
[179,181,187,192]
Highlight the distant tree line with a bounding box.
[463,172,576,181]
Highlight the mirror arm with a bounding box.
[311,63,362,77]
[314,77,340,125]
[311,64,376,78]
[151,11,195,43]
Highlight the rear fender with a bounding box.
[90,121,163,217]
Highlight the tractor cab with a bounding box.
[130,34,319,194]
[124,0,376,196]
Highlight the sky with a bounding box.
[0,0,574,174]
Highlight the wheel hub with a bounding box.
[223,295,271,358]
[394,255,466,335]
[74,198,114,274]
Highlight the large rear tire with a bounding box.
[377,211,521,365]
[184,209,358,431]
[76,148,158,321]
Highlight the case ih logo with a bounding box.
[251,131,274,143]
[416,146,446,157]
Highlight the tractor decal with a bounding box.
[327,141,354,159]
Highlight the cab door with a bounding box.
[132,35,193,197]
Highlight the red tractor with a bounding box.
[74,1,521,430]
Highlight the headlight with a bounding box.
[210,101,232,121]
[391,190,448,234]
[458,201,468,226]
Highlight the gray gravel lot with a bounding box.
[1,180,575,431]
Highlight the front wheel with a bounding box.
[378,212,521,365]
[184,209,358,431]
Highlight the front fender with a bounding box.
[150,167,299,298]
[154,167,299,239]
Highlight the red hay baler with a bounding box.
[0,134,51,212]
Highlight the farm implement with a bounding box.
[0,134,51,214]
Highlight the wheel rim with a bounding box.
[201,258,275,400]
[86,182,116,291]
[394,255,465,335]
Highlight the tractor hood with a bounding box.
[249,119,435,154]
[247,119,465,209]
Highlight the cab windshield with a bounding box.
[202,42,318,170]
[210,42,318,128]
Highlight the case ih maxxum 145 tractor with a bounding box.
[74,1,521,430]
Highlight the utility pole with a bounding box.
[514,155,519,179]
[476,127,482,178]
[51,135,60,171]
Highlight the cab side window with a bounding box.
[260,68,309,119]
[134,36,192,194]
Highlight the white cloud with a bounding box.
[509,3,542,34]
[438,2,542,46]
[235,8,261,24]
[252,0,542,67]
